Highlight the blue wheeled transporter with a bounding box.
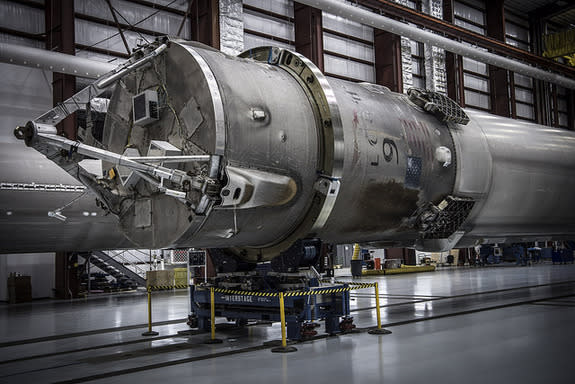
[188,283,354,340]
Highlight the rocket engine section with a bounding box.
[102,42,322,261]
[15,38,575,260]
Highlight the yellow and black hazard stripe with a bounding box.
[283,286,354,297]
[213,288,279,297]
[148,285,189,291]
[321,280,377,289]
[208,282,376,298]
[347,283,377,289]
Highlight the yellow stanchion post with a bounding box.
[280,292,287,348]
[369,282,392,335]
[375,282,382,329]
[272,292,297,353]
[204,287,222,344]
[142,286,159,336]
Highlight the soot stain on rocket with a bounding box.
[345,180,419,232]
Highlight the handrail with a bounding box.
[104,249,151,279]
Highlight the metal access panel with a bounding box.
[147,140,182,169]
[134,198,152,228]
[147,140,181,157]
[132,90,159,126]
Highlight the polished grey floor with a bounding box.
[1,263,574,383]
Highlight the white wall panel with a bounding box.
[75,19,156,54]
[464,89,490,109]
[0,254,56,301]
[244,9,294,41]
[505,22,529,43]
[454,18,484,34]
[516,103,535,120]
[505,20,530,51]
[0,2,44,35]
[0,63,52,145]
[0,34,43,49]
[243,33,293,50]
[514,73,533,88]
[244,0,293,17]
[324,54,374,82]
[324,33,374,62]
[454,2,484,25]
[462,57,488,75]
[150,0,188,12]
[515,88,534,104]
[76,0,190,38]
[322,12,373,43]
[465,73,489,92]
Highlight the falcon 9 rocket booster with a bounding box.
[14,38,575,262]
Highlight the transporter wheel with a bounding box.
[339,317,356,333]
[187,314,198,329]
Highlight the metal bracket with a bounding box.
[413,195,475,240]
[30,41,167,127]
[15,121,218,202]
[311,177,341,232]
[407,88,470,125]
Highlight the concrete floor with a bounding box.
[1,263,574,383]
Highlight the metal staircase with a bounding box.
[85,251,147,288]
[80,249,189,292]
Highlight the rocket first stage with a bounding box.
[14,38,575,262]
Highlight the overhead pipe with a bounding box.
[0,42,116,79]
[298,0,575,90]
[1,3,573,89]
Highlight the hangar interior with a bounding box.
[0,0,574,383]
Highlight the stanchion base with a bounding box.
[142,331,159,336]
[271,346,298,353]
[368,328,392,335]
[204,338,223,344]
[263,340,283,347]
